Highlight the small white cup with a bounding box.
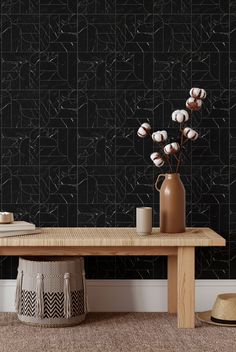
[136,207,152,235]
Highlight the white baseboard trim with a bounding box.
[1,279,236,313]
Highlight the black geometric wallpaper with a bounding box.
[0,0,234,280]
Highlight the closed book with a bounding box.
[0,221,35,232]
[0,229,41,238]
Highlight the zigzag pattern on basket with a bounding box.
[72,290,84,316]
[20,290,84,318]
[21,290,36,317]
[44,292,64,318]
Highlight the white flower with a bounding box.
[137,123,151,138]
[189,88,206,100]
[164,142,180,155]
[150,152,164,167]
[183,127,199,141]
[152,130,168,143]
[186,97,202,111]
[172,110,189,123]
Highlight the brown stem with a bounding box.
[169,155,173,173]
[176,127,185,172]
[173,154,179,161]
[161,142,173,173]
[176,110,193,173]
[176,137,183,173]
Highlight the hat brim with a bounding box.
[197,311,236,327]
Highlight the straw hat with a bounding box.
[197,293,236,327]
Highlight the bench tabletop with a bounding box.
[0,227,225,247]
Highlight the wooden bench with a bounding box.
[0,227,225,328]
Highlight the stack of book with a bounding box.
[0,221,40,238]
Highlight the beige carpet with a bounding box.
[0,313,235,352]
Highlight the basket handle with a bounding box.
[155,174,165,192]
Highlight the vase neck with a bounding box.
[166,173,180,180]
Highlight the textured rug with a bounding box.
[0,313,235,352]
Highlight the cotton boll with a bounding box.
[137,126,146,138]
[172,110,189,123]
[183,127,199,141]
[137,123,151,138]
[189,88,207,99]
[150,152,164,167]
[186,97,202,111]
[164,142,180,155]
[152,130,168,142]
[154,158,164,167]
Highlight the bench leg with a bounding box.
[168,255,177,313]
[177,246,195,328]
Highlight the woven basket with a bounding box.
[15,257,87,327]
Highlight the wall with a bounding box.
[0,0,234,280]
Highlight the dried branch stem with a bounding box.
[161,142,172,173]
[176,110,193,173]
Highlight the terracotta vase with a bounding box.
[155,173,185,233]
